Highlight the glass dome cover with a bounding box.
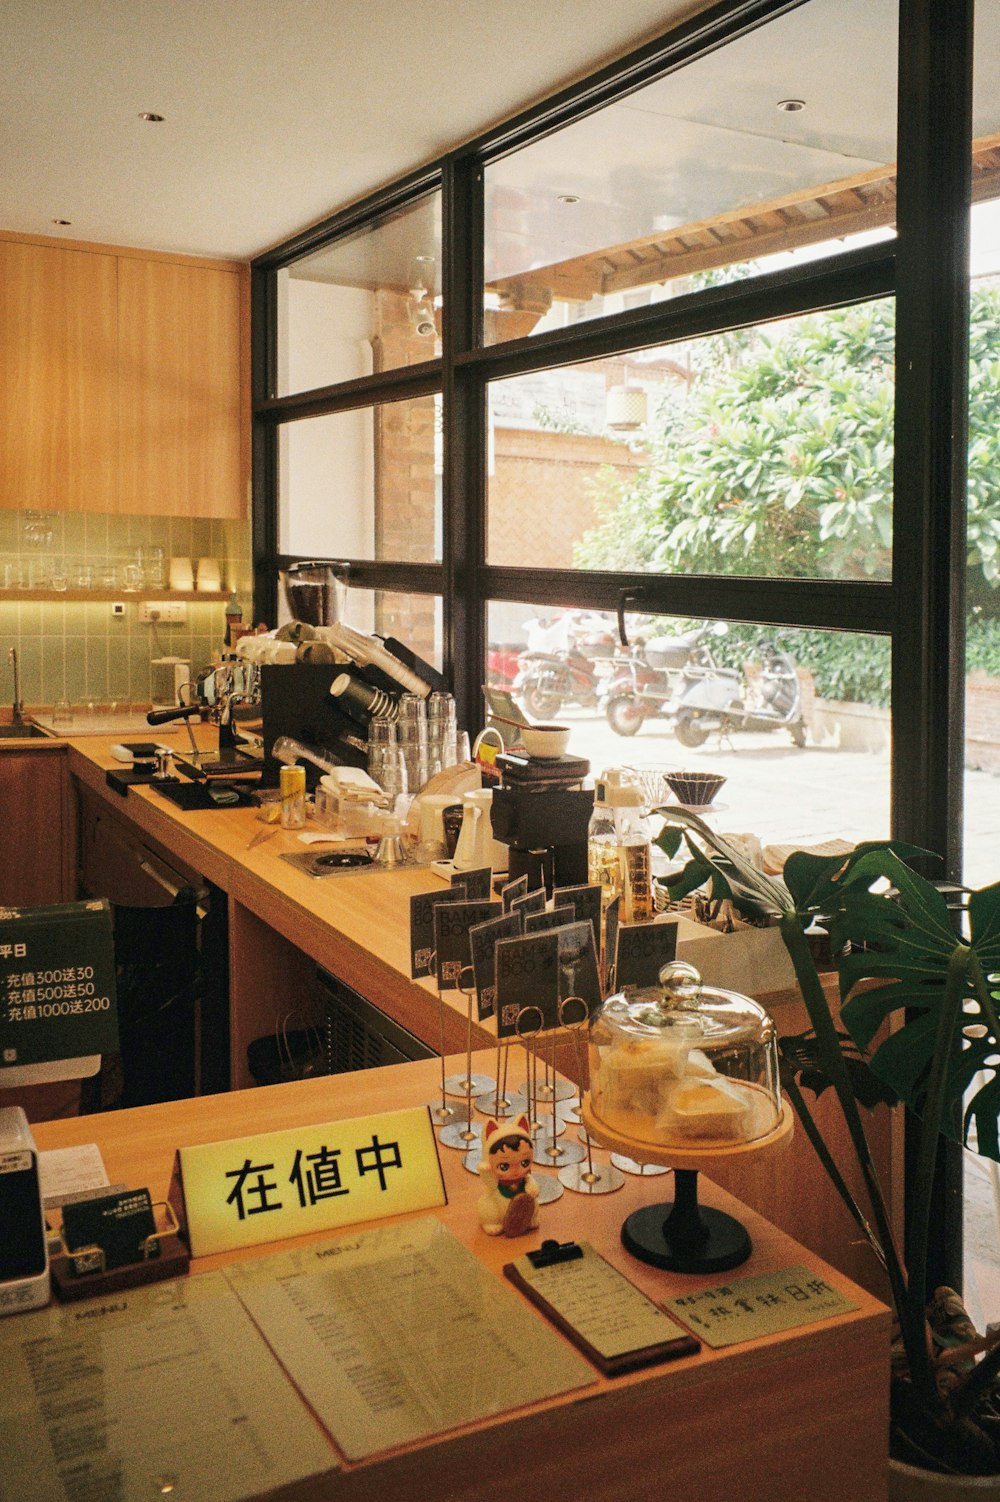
[588,960,781,1150]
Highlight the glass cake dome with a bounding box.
[588,960,781,1151]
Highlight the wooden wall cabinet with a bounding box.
[0,745,75,906]
[0,232,247,519]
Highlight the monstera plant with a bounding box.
[656,810,1000,1478]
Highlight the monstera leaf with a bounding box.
[825,849,1000,1165]
[779,1028,898,1111]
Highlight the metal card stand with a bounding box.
[443,964,495,1099]
[611,1153,671,1177]
[559,1012,624,1197]
[475,1038,519,1119]
[427,949,459,1127]
[534,1000,587,1170]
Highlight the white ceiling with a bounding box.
[1,0,710,263]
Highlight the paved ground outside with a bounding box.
[553,706,1000,1328]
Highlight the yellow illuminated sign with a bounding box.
[170,1106,447,1258]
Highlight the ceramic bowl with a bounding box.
[520,723,571,759]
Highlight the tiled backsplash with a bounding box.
[0,510,251,710]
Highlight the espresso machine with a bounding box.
[489,751,592,893]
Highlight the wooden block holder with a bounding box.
[51,1199,190,1301]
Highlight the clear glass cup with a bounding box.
[145,547,166,589]
[98,564,119,590]
[72,562,94,589]
[51,699,73,728]
[123,562,144,591]
[51,565,68,592]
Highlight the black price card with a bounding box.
[614,920,679,991]
[553,884,603,953]
[0,898,118,1070]
[62,1187,158,1274]
[409,887,467,978]
[433,900,502,990]
[495,932,560,1036]
[512,888,546,918]
[501,874,528,913]
[557,921,602,1016]
[524,905,575,935]
[469,911,523,1019]
[451,867,492,901]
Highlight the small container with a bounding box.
[279,763,306,828]
[588,961,781,1150]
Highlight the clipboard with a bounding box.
[504,1240,700,1376]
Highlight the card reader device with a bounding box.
[0,1107,50,1316]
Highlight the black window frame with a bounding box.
[252,0,973,1281]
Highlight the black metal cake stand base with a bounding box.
[621,1168,752,1274]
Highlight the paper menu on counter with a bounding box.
[0,1271,337,1502]
[505,1242,699,1375]
[224,1218,596,1461]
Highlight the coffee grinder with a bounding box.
[490,751,592,894]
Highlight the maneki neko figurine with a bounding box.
[477,1116,540,1237]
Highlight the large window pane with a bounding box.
[350,589,443,673]
[487,301,895,580]
[276,191,441,395]
[483,0,897,344]
[962,1,1000,1338]
[278,395,441,563]
[488,602,890,851]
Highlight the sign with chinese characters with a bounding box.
[662,1264,858,1348]
[0,899,117,1069]
[169,1107,447,1258]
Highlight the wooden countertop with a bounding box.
[66,732,496,1064]
[32,1050,891,1502]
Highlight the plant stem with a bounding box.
[778,912,922,1385]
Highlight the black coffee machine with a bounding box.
[490,752,592,894]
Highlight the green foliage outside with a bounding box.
[576,288,1000,706]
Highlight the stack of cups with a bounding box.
[396,694,429,793]
[367,718,408,801]
[426,692,458,775]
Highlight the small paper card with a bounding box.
[495,932,560,1036]
[663,1265,858,1348]
[62,1187,158,1273]
[512,888,547,918]
[169,1106,447,1258]
[501,874,529,913]
[614,919,678,991]
[556,921,602,1016]
[409,887,467,978]
[553,884,603,953]
[524,905,575,934]
[469,911,523,1019]
[452,867,492,901]
[433,900,502,990]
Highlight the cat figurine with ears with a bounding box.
[477,1115,540,1237]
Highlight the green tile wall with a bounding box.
[0,511,251,710]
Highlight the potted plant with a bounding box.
[656,810,1000,1494]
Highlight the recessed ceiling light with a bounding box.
[51,218,71,226]
[138,112,165,123]
[777,98,806,112]
[557,194,580,205]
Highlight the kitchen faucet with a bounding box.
[8,647,24,724]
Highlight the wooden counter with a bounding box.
[65,732,492,1083]
[31,1050,891,1502]
[54,734,897,1300]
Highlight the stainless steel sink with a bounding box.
[0,723,51,739]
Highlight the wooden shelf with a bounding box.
[0,589,229,604]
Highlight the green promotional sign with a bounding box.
[0,899,118,1068]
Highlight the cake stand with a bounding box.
[580,1097,793,1274]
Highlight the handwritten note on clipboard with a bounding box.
[505,1241,700,1376]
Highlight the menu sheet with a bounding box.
[0,1271,336,1502]
[225,1218,596,1460]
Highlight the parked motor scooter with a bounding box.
[512,613,615,719]
[671,640,807,749]
[602,621,727,737]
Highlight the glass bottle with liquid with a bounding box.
[587,770,653,923]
